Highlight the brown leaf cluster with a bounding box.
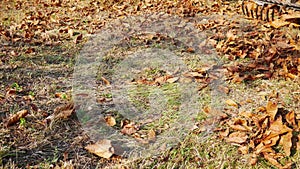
[195,2,300,82]
[104,116,157,145]
[213,27,299,81]
[218,101,300,168]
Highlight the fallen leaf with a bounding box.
[266,101,278,121]
[285,111,296,127]
[225,99,238,108]
[54,103,74,119]
[263,152,283,169]
[166,77,179,83]
[121,122,138,135]
[85,139,114,159]
[105,116,116,127]
[255,136,279,154]
[5,110,29,127]
[225,131,248,144]
[249,155,258,166]
[74,33,82,44]
[6,89,16,98]
[279,132,293,156]
[219,128,230,137]
[238,145,249,155]
[101,76,110,85]
[155,76,168,84]
[147,129,156,142]
[269,20,290,29]
[269,116,293,135]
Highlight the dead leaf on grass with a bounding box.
[228,118,252,132]
[105,116,116,127]
[101,76,110,85]
[6,88,16,98]
[285,110,296,127]
[225,99,238,108]
[85,139,114,159]
[147,129,156,142]
[54,103,75,119]
[279,132,293,156]
[121,122,139,135]
[5,110,29,127]
[225,131,248,144]
[269,20,290,29]
[269,116,293,135]
[166,77,179,83]
[238,145,249,155]
[74,33,82,44]
[263,152,285,169]
[266,101,278,121]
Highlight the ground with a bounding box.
[1,0,300,168]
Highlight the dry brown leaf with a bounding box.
[266,101,278,121]
[263,152,284,169]
[6,89,17,98]
[225,131,248,144]
[147,129,156,142]
[105,116,116,127]
[255,136,279,154]
[269,116,293,135]
[185,72,204,78]
[121,122,138,135]
[85,139,114,159]
[101,76,110,85]
[269,20,290,29]
[285,111,296,127]
[218,85,230,94]
[219,128,230,137]
[253,114,269,129]
[229,118,252,131]
[166,77,179,83]
[287,73,297,79]
[238,145,249,155]
[225,99,238,108]
[155,76,168,84]
[54,103,74,119]
[297,135,300,151]
[249,155,258,166]
[279,132,293,156]
[5,110,29,127]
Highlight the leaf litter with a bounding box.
[0,0,300,168]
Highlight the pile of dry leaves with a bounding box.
[215,100,299,168]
